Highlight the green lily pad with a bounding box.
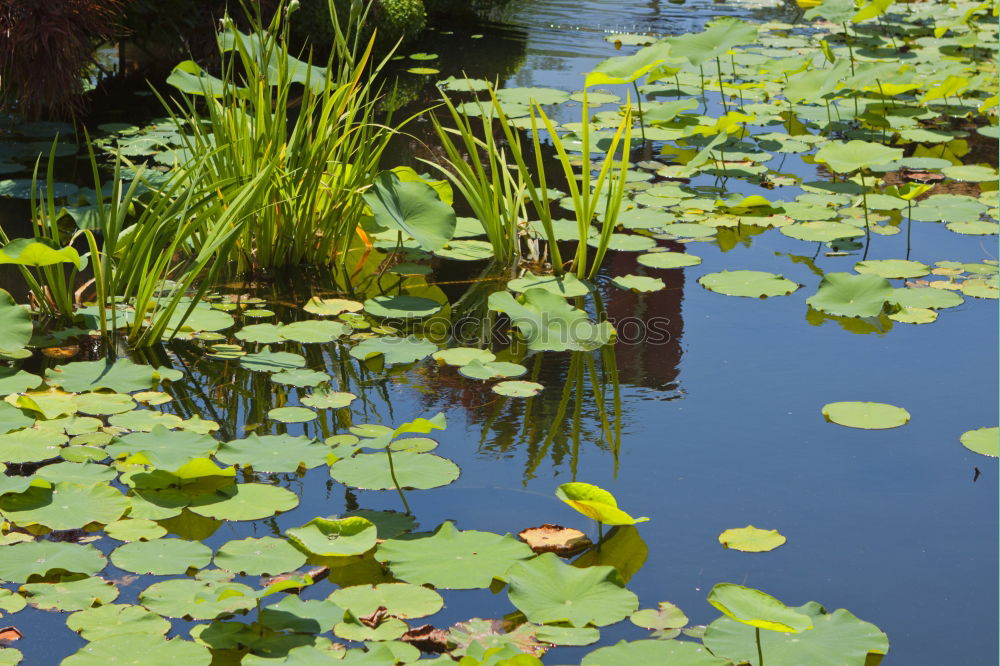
[267,406,317,423]
[105,518,167,542]
[0,289,31,358]
[349,335,437,365]
[780,222,866,242]
[343,509,417,540]
[239,349,306,372]
[508,552,639,627]
[189,483,298,521]
[44,359,157,393]
[822,401,910,429]
[497,87,570,106]
[139,578,256,620]
[217,434,329,472]
[33,461,115,485]
[699,271,799,298]
[303,297,363,316]
[111,538,213,575]
[942,164,997,182]
[0,369,42,395]
[458,359,528,380]
[0,541,105,582]
[708,583,813,633]
[631,601,689,635]
[432,347,496,366]
[329,583,443,619]
[888,307,938,324]
[375,521,533,589]
[806,273,892,318]
[493,381,544,397]
[72,392,136,416]
[488,289,614,352]
[67,604,171,641]
[330,451,460,490]
[214,536,307,575]
[107,426,218,469]
[889,287,964,310]
[62,636,210,666]
[22,576,118,611]
[910,195,988,223]
[854,259,930,279]
[703,601,888,666]
[718,526,786,552]
[300,390,356,409]
[270,368,331,387]
[507,273,592,297]
[286,516,378,557]
[659,223,717,238]
[108,410,183,432]
[0,427,65,463]
[814,140,903,173]
[960,427,998,457]
[947,220,999,235]
[590,234,657,252]
[435,239,495,261]
[582,639,729,665]
[363,295,442,319]
[260,595,345,633]
[612,275,666,292]
[557,482,649,525]
[636,251,701,269]
[0,481,128,529]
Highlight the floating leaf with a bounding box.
[260,595,344,634]
[330,452,460,490]
[612,275,666,292]
[518,524,592,556]
[718,526,786,552]
[488,289,614,352]
[854,260,929,279]
[303,298,363,316]
[215,536,307,575]
[239,349,306,373]
[107,427,217,469]
[780,222,865,242]
[270,368,330,387]
[0,482,128,529]
[814,140,903,173]
[110,538,213,575]
[960,427,998,457]
[66,604,171,641]
[889,287,963,310]
[636,252,702,269]
[582,639,730,665]
[189,483,298,521]
[556,482,649,526]
[458,360,527,380]
[493,381,544,397]
[364,171,456,252]
[62,636,210,666]
[806,273,892,318]
[375,521,533,589]
[0,541,105,582]
[822,401,910,429]
[0,428,66,463]
[432,347,496,366]
[507,273,592,298]
[21,577,118,611]
[888,307,937,324]
[44,359,157,393]
[708,583,813,633]
[286,516,378,557]
[364,295,442,319]
[139,578,256,620]
[507,552,639,627]
[435,239,495,261]
[329,583,443,619]
[631,601,689,634]
[105,518,167,542]
[267,406,317,423]
[699,271,799,298]
[703,601,888,666]
[349,335,437,365]
[217,434,329,472]
[301,390,356,409]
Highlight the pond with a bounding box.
[0,0,996,664]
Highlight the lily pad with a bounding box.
[267,406,317,423]
[44,359,157,393]
[62,636,210,666]
[889,287,963,310]
[822,401,910,429]
[507,273,592,297]
[959,427,998,457]
[0,541,105,582]
[582,639,729,665]
[375,521,533,589]
[329,583,443,619]
[22,577,119,611]
[0,481,128,529]
[239,349,306,373]
[363,295,442,319]
[111,538,213,575]
[300,390,356,409]
[189,483,298,521]
[330,451,460,490]
[854,259,930,279]
[349,335,437,365]
[708,583,813,632]
[806,273,892,318]
[107,427,218,469]
[718,526,786,552]
[217,434,329,472]
[214,536,307,575]
[612,275,666,292]
[432,347,496,366]
[507,552,639,627]
[488,289,614,352]
[493,381,545,397]
[139,578,256,620]
[67,604,171,641]
[458,359,528,380]
[270,368,330,387]
[699,271,799,298]
[286,516,378,557]
[780,222,865,242]
[636,252,701,269]
[303,298,363,316]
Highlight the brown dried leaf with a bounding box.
[401,624,450,654]
[41,346,79,360]
[518,524,592,557]
[359,606,389,628]
[0,627,22,643]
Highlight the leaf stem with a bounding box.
[756,627,764,666]
[632,80,647,143]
